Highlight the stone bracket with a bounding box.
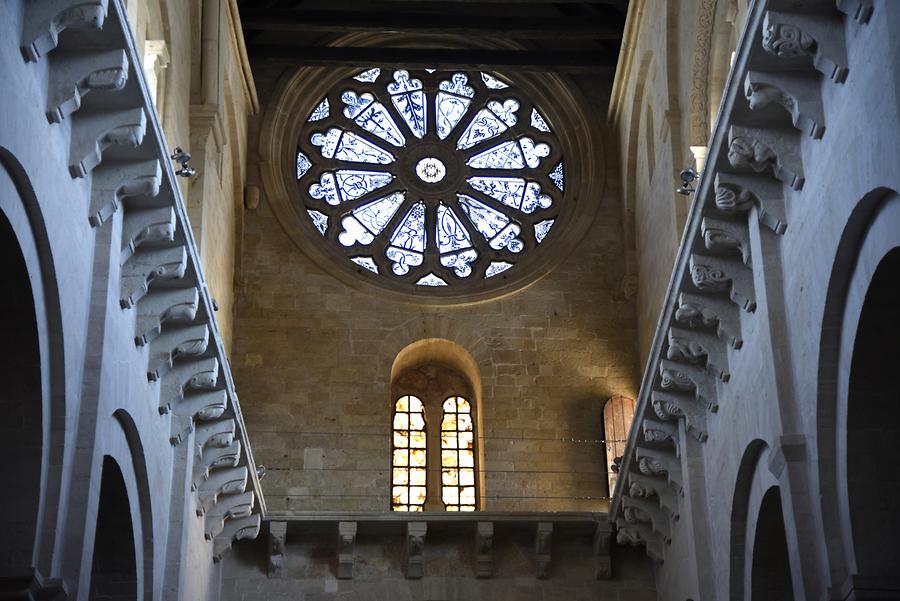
[676,291,743,350]
[728,125,804,191]
[702,216,751,266]
[213,514,261,563]
[120,246,187,309]
[175,389,228,423]
[198,466,248,516]
[406,522,427,579]
[159,356,219,414]
[205,491,255,540]
[836,0,873,23]
[667,325,730,382]
[690,254,756,312]
[337,521,357,579]
[135,287,199,346]
[651,389,709,443]
[89,159,162,227]
[660,359,718,412]
[268,521,287,578]
[623,495,671,544]
[745,70,825,139]
[636,445,682,491]
[627,472,680,520]
[21,0,108,63]
[762,11,848,83]
[70,107,146,178]
[122,207,176,262]
[47,48,128,123]
[534,522,553,579]
[715,172,787,235]
[148,323,210,381]
[475,521,493,578]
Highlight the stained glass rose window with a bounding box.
[295,68,564,289]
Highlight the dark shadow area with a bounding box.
[751,486,793,601]
[90,457,137,601]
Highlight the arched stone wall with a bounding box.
[816,189,900,594]
[0,150,65,581]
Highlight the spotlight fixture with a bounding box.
[676,167,700,196]
[256,464,268,480]
[170,147,196,178]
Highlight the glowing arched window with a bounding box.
[441,396,476,511]
[392,395,427,511]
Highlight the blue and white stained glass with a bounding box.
[296,150,312,179]
[342,91,406,147]
[456,99,519,150]
[457,194,524,253]
[485,261,513,278]
[309,172,340,205]
[307,210,328,235]
[436,204,477,277]
[337,192,405,246]
[311,128,394,164]
[481,72,509,89]
[354,68,380,82]
[416,273,448,286]
[309,98,330,122]
[467,140,525,169]
[519,137,551,168]
[351,256,379,273]
[534,219,554,244]
[389,71,427,138]
[550,162,564,191]
[436,74,474,140]
[530,108,550,132]
[335,170,394,201]
[467,177,552,214]
[386,202,426,275]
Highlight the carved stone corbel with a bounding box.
[47,49,128,123]
[205,491,255,540]
[337,522,357,579]
[159,356,219,414]
[193,438,240,491]
[212,514,261,563]
[615,519,665,563]
[668,325,729,382]
[701,217,750,265]
[195,419,236,451]
[690,254,756,312]
[628,473,680,520]
[636,446,682,490]
[836,0,873,23]
[475,521,493,578]
[148,324,210,381]
[676,291,743,349]
[89,160,162,227]
[120,246,187,309]
[651,389,709,442]
[535,522,553,579]
[660,359,718,412]
[134,287,199,346]
[198,466,247,516]
[268,521,287,578]
[727,126,804,191]
[714,173,787,235]
[406,522,427,579]
[623,495,671,544]
[744,70,825,139]
[122,207,176,261]
[70,108,147,178]
[21,0,108,63]
[593,522,612,579]
[642,419,679,451]
[762,11,848,83]
[174,389,227,422]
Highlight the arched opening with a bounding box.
[846,247,900,587]
[89,457,137,601]
[750,487,793,601]
[0,211,42,582]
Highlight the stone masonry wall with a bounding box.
[233,67,641,513]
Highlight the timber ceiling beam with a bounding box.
[243,45,617,73]
[241,10,623,39]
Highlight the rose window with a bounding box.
[295,68,565,290]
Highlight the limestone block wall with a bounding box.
[221,526,656,601]
[233,65,641,514]
[609,1,900,599]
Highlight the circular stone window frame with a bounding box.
[258,39,605,306]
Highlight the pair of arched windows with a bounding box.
[391,393,476,512]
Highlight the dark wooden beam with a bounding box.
[244,45,617,73]
[241,9,623,39]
